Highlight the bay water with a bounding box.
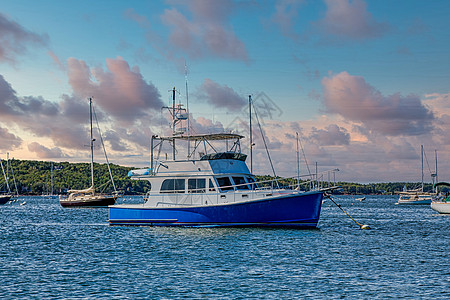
[1,195,449,299]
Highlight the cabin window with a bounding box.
[232,176,249,190]
[160,179,185,193]
[209,179,216,192]
[246,176,258,190]
[188,178,206,193]
[216,176,234,191]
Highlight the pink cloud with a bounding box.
[67,57,163,122]
[197,78,246,112]
[0,126,22,150]
[160,0,248,61]
[309,124,350,145]
[270,0,305,39]
[0,12,48,64]
[317,0,388,40]
[27,142,67,159]
[321,72,434,136]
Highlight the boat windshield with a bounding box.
[232,176,250,190]
[216,176,234,192]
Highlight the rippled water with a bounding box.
[1,195,449,299]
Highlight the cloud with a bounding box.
[160,0,248,61]
[27,142,67,159]
[309,124,350,146]
[47,51,65,71]
[190,116,225,135]
[197,78,246,112]
[270,0,305,39]
[0,126,22,150]
[67,57,163,123]
[321,72,434,136]
[316,0,388,40]
[0,12,48,64]
[0,74,88,150]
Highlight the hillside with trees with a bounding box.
[0,159,436,196]
[0,159,150,195]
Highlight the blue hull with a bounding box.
[109,191,323,228]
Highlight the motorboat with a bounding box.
[108,89,324,227]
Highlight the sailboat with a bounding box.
[396,145,436,205]
[0,157,12,205]
[60,98,118,207]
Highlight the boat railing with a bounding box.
[146,169,338,206]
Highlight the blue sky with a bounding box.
[0,0,449,183]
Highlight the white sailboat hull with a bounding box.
[431,201,450,214]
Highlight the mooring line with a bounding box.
[324,194,370,230]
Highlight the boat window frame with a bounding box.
[160,178,185,194]
[188,178,206,193]
[245,176,258,190]
[208,179,216,192]
[231,176,250,190]
[215,176,235,192]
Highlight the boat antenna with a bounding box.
[249,95,253,173]
[185,61,190,155]
[172,87,176,159]
[250,98,278,186]
[92,104,117,193]
[89,97,95,191]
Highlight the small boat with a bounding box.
[397,191,435,205]
[431,182,450,214]
[60,98,118,207]
[108,89,324,227]
[0,194,12,205]
[396,145,436,205]
[356,196,365,201]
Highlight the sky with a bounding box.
[0,0,449,184]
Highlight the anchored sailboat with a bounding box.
[396,145,436,205]
[60,98,118,207]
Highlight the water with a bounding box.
[1,195,449,299]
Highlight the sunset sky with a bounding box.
[1,0,449,183]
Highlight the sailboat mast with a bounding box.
[0,158,11,193]
[51,162,54,196]
[89,98,95,189]
[435,149,438,184]
[421,145,424,192]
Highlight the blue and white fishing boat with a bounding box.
[108,89,324,227]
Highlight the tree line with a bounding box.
[0,159,150,195]
[0,159,437,195]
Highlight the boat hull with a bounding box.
[397,199,432,205]
[0,194,12,205]
[109,191,323,228]
[431,201,450,214]
[60,195,116,207]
